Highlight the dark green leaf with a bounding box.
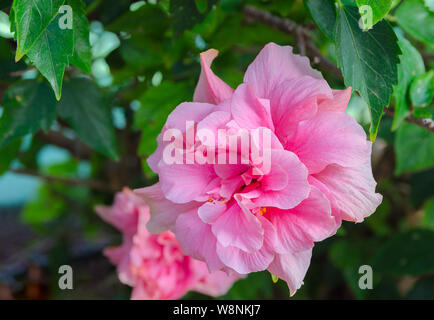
[0,80,57,146]
[12,0,65,59]
[0,138,21,175]
[410,71,434,108]
[423,197,434,230]
[26,9,74,100]
[57,78,119,159]
[170,0,217,36]
[304,0,336,40]
[68,0,92,73]
[356,0,393,30]
[395,0,434,45]
[374,229,434,276]
[134,81,191,156]
[395,122,434,174]
[334,5,400,140]
[392,34,426,130]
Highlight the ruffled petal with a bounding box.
[264,186,337,253]
[174,211,225,272]
[253,149,310,210]
[216,216,276,274]
[267,249,312,296]
[310,159,383,223]
[212,202,264,252]
[287,112,371,174]
[193,49,234,104]
[134,183,200,233]
[244,43,323,99]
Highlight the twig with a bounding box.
[10,169,116,193]
[35,131,92,160]
[243,5,343,80]
[385,108,434,132]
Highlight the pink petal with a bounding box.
[174,211,225,272]
[268,76,332,140]
[268,249,312,296]
[216,215,276,274]
[244,43,323,99]
[134,183,200,233]
[158,160,217,203]
[318,87,352,113]
[231,84,274,130]
[193,49,234,104]
[166,102,216,129]
[265,186,337,254]
[198,200,227,224]
[310,160,383,223]
[253,149,310,210]
[212,202,264,252]
[104,240,135,286]
[191,260,242,297]
[287,112,371,174]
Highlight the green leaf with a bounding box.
[12,0,65,60]
[68,0,92,73]
[356,0,393,30]
[395,0,434,46]
[0,80,57,146]
[0,138,21,175]
[395,122,434,175]
[26,9,74,100]
[304,0,336,40]
[170,0,217,36]
[392,34,426,131]
[57,78,119,159]
[410,71,434,108]
[21,184,65,225]
[423,197,434,230]
[374,229,434,276]
[334,5,400,140]
[134,81,191,156]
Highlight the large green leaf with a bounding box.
[304,0,336,40]
[395,122,434,175]
[0,80,57,146]
[395,0,434,46]
[57,78,119,159]
[356,0,393,30]
[68,0,92,73]
[392,34,426,130]
[26,9,74,100]
[12,0,65,60]
[334,5,400,140]
[374,229,434,276]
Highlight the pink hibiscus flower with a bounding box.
[136,43,382,295]
[95,188,240,300]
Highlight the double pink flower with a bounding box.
[135,43,382,295]
[96,189,240,300]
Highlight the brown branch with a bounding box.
[10,168,116,193]
[385,108,434,132]
[35,131,92,159]
[243,5,343,80]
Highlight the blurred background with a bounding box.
[0,0,433,300]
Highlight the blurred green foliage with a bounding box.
[0,0,433,300]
